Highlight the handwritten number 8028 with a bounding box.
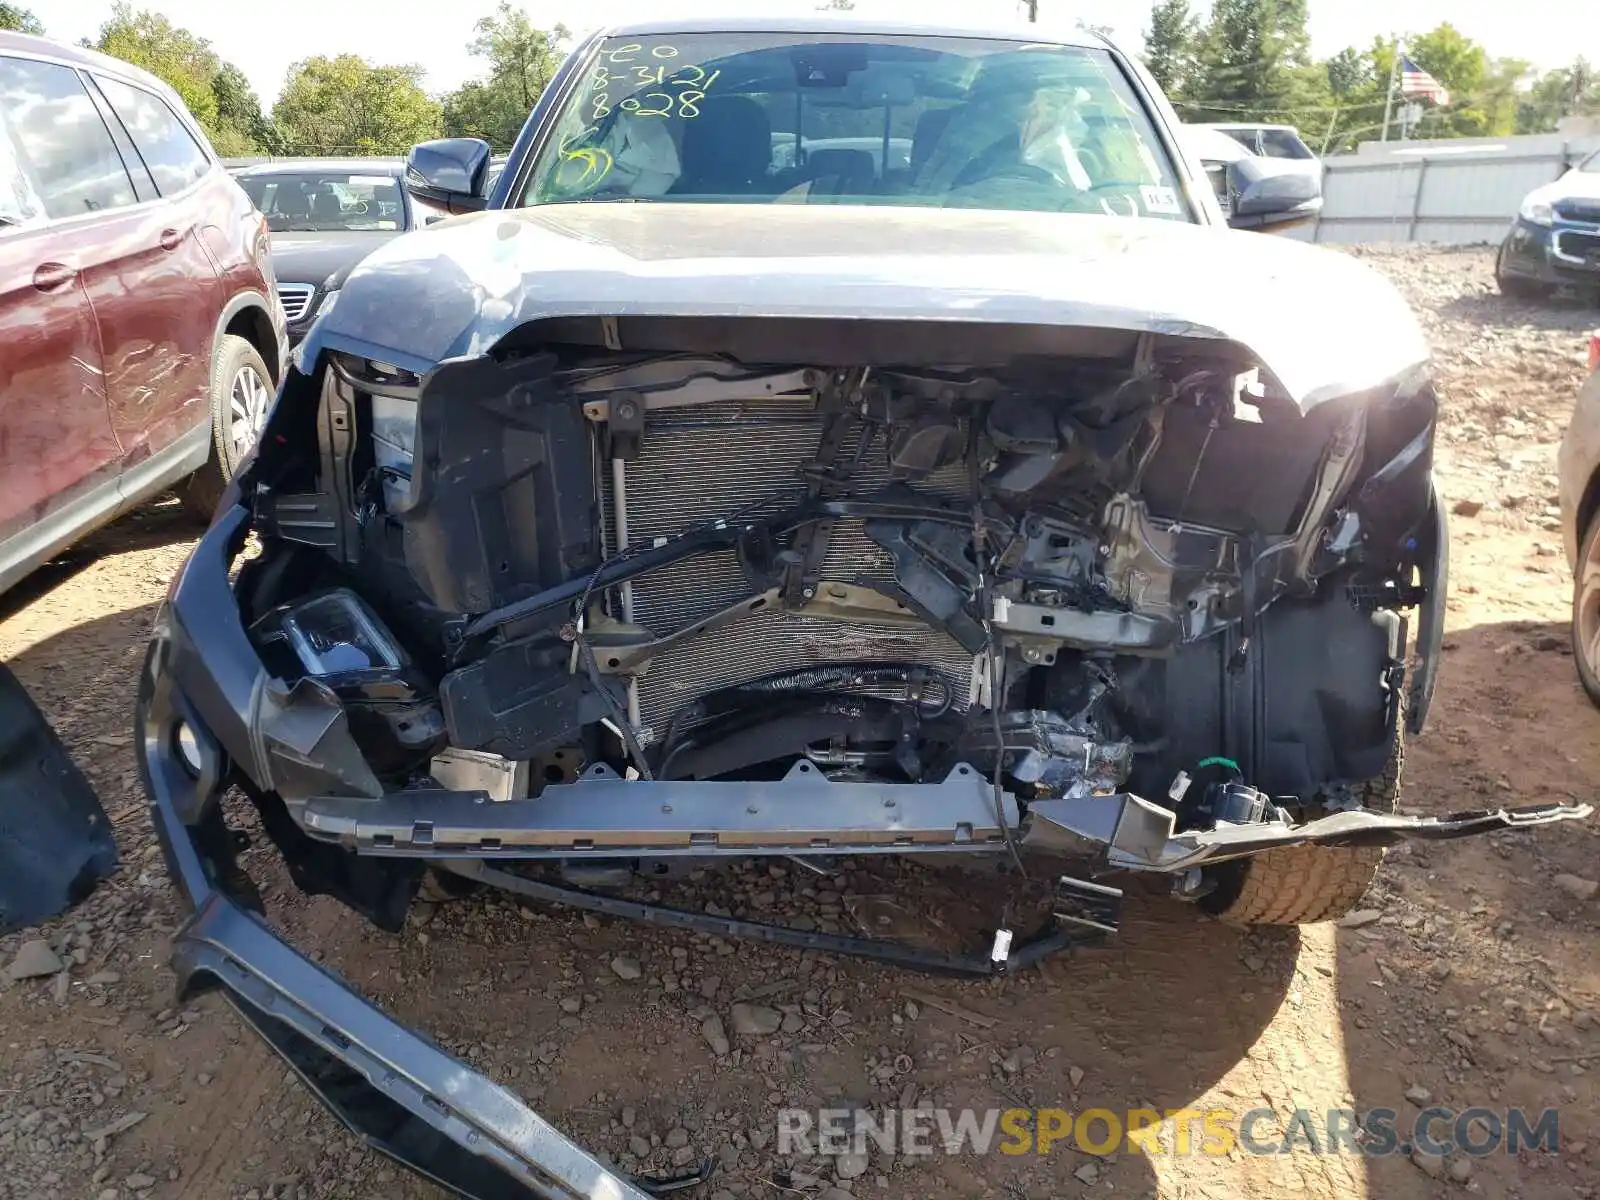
[620,90,706,118]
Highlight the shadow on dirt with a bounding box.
[1333,613,1600,1200]
[0,496,199,625]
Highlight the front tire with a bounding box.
[1203,719,1403,927]
[1495,246,1552,301]
[1571,514,1600,707]
[182,334,273,519]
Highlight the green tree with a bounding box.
[1309,44,1388,152]
[440,81,503,146]
[1517,59,1600,133]
[273,55,441,155]
[1142,0,1200,97]
[1395,24,1520,138]
[211,63,282,155]
[1186,0,1316,122]
[441,3,568,149]
[1273,0,1312,68]
[93,4,220,128]
[90,5,275,154]
[1476,58,1529,137]
[1405,23,1484,136]
[0,3,43,34]
[1325,47,1371,100]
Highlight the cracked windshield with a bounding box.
[524,35,1191,219]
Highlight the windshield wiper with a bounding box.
[545,195,658,206]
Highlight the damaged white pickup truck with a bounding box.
[133,17,1589,1199]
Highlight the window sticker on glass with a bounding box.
[1141,184,1181,215]
[349,175,394,186]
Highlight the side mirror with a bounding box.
[405,138,491,215]
[1224,157,1322,232]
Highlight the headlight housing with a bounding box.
[1520,196,1555,226]
[249,589,447,776]
[254,589,404,681]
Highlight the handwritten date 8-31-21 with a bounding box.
[590,43,722,122]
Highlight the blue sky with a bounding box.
[36,0,1600,108]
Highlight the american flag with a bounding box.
[1400,56,1450,106]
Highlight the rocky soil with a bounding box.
[2,246,1599,1200]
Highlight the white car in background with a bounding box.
[1199,122,1323,175]
[1181,124,1323,229]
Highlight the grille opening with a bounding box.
[277,283,315,323]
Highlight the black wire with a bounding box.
[969,452,1027,880]
[571,546,655,780]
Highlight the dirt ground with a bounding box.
[3,246,1600,1200]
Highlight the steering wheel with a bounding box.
[1076,145,1110,179]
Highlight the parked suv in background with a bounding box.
[236,159,447,346]
[0,32,285,595]
[1498,148,1600,300]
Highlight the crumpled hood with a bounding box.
[307,203,1428,411]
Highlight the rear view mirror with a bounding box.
[405,138,491,215]
[1224,157,1322,232]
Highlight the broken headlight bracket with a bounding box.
[250,588,447,778]
[438,859,1120,978]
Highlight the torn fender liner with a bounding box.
[0,662,116,934]
[1025,794,1594,873]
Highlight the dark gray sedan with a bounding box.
[236,159,448,344]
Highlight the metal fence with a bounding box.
[1294,134,1600,246]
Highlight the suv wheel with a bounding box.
[1495,247,1551,301]
[1571,515,1600,707]
[1202,715,1403,926]
[182,334,273,519]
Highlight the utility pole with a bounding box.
[1380,40,1402,142]
[1024,1,1038,22]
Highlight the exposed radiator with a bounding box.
[601,397,978,735]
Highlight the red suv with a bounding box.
[0,33,286,595]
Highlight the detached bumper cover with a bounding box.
[139,507,651,1200]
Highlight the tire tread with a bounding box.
[1213,708,1404,927]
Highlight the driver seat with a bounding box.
[672,96,772,196]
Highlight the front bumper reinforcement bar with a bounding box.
[291,761,1018,858]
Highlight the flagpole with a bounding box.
[1381,40,1402,142]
